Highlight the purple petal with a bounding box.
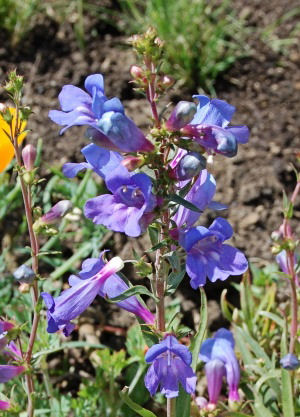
[214,329,235,348]
[176,359,197,395]
[145,343,168,363]
[63,162,91,178]
[84,74,104,95]
[58,85,91,112]
[103,97,124,114]
[205,359,226,404]
[206,261,230,283]
[180,226,213,253]
[165,335,192,366]
[191,95,235,127]
[144,363,160,396]
[49,109,95,134]
[200,338,216,362]
[0,400,10,410]
[86,127,121,152]
[219,245,248,276]
[81,144,122,180]
[156,358,179,398]
[0,365,25,383]
[226,125,249,144]
[105,164,131,194]
[208,217,233,241]
[186,253,207,288]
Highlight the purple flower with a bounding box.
[0,365,25,383]
[144,335,197,398]
[40,200,72,225]
[179,217,248,288]
[84,164,156,237]
[41,254,154,336]
[62,143,122,179]
[49,74,154,153]
[166,101,197,131]
[180,95,249,157]
[200,328,240,404]
[169,151,206,181]
[0,400,10,410]
[280,353,299,370]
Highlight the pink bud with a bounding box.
[121,155,144,171]
[130,65,144,79]
[159,75,174,89]
[22,144,36,171]
[41,200,72,225]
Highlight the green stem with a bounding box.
[167,398,176,417]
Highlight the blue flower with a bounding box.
[144,335,197,398]
[179,95,249,157]
[179,217,248,288]
[84,164,156,237]
[41,254,154,336]
[200,328,240,404]
[49,74,154,153]
[280,353,300,370]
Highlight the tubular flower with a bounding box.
[200,328,240,404]
[41,254,154,336]
[0,365,25,383]
[49,74,154,153]
[84,164,157,237]
[179,95,249,157]
[0,321,14,351]
[0,108,27,173]
[179,217,248,288]
[144,335,197,398]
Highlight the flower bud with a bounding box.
[195,396,208,410]
[130,65,144,79]
[173,152,206,180]
[121,155,144,171]
[22,144,36,171]
[280,353,300,370]
[166,101,197,131]
[19,283,30,293]
[40,200,72,225]
[13,264,35,284]
[0,103,8,113]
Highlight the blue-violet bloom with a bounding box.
[180,95,249,157]
[200,328,240,404]
[0,365,25,383]
[179,217,248,288]
[49,74,154,153]
[280,353,300,370]
[84,164,157,237]
[0,321,14,351]
[144,335,197,398]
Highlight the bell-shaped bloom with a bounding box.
[280,353,300,370]
[0,108,27,173]
[144,335,197,398]
[180,95,249,157]
[179,217,248,288]
[0,321,14,351]
[85,164,157,237]
[166,101,197,131]
[22,144,36,171]
[276,250,299,286]
[13,264,35,284]
[0,400,10,410]
[62,143,122,179]
[49,74,154,153]
[0,365,25,383]
[41,254,154,336]
[200,328,240,404]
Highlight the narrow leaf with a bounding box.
[120,387,157,417]
[168,193,202,213]
[166,269,186,295]
[281,323,295,417]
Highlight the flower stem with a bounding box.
[167,398,176,417]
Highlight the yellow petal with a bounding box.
[0,108,27,173]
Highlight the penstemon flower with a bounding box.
[0,365,25,383]
[200,328,240,404]
[179,218,248,288]
[49,74,154,153]
[85,164,157,237]
[144,335,196,398]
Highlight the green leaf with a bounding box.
[148,224,160,246]
[147,239,169,252]
[259,311,284,328]
[220,288,233,321]
[33,341,106,359]
[120,387,157,417]
[281,323,295,417]
[166,269,186,295]
[168,194,202,213]
[108,285,159,303]
[225,413,253,417]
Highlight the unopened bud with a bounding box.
[0,103,8,113]
[159,75,174,89]
[166,101,197,131]
[13,264,35,284]
[173,152,206,180]
[22,144,36,171]
[121,155,144,171]
[40,200,72,225]
[130,65,144,79]
[195,397,208,410]
[280,353,300,370]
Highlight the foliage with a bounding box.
[120,0,251,92]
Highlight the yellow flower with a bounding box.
[0,108,27,173]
